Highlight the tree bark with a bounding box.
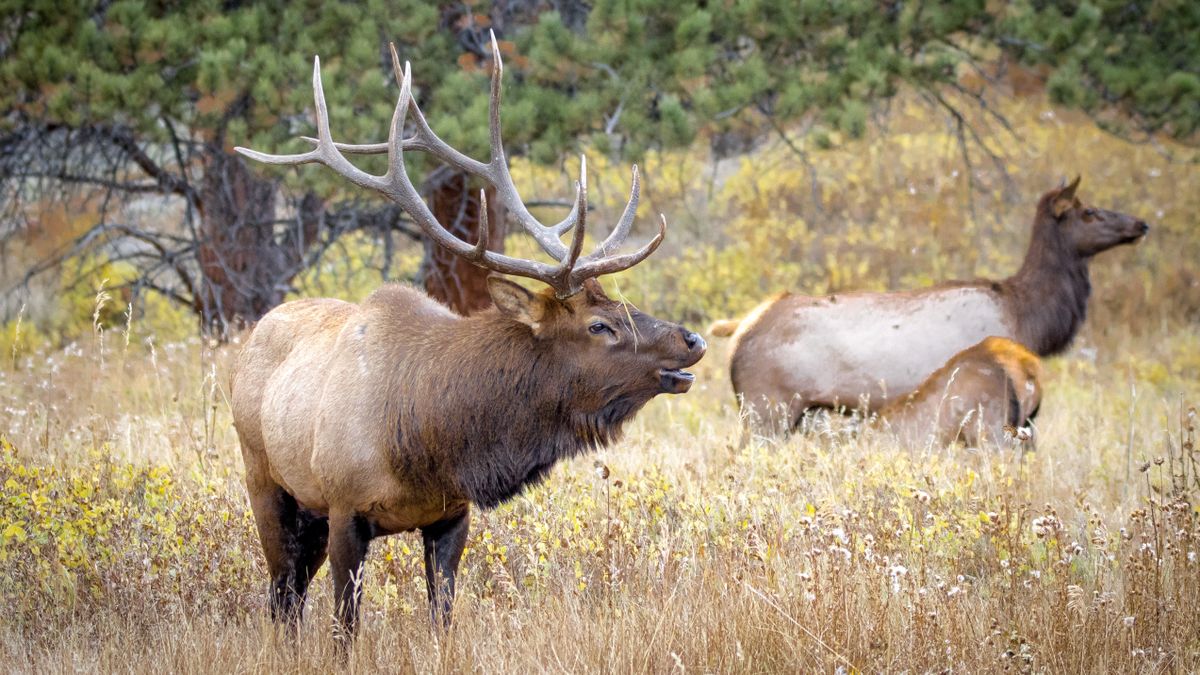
[195,150,323,334]
[420,167,505,315]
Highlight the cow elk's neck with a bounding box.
[1001,205,1091,356]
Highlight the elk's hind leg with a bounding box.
[247,484,329,625]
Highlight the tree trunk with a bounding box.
[420,166,505,315]
[195,150,323,335]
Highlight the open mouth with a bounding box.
[659,368,696,394]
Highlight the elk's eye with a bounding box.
[1083,208,1096,217]
[588,321,610,335]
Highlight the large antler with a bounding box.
[234,31,664,298]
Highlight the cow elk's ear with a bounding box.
[1053,175,1082,218]
[489,277,543,327]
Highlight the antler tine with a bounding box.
[488,30,505,167]
[388,46,490,178]
[382,58,418,189]
[382,44,569,262]
[311,55,334,146]
[298,48,430,158]
[371,57,531,277]
[389,42,405,90]
[546,156,589,296]
[548,197,580,237]
[304,47,435,157]
[473,34,571,260]
[570,214,667,289]
[234,57,385,194]
[585,164,640,260]
[299,137,388,154]
[560,186,587,279]
[470,189,490,261]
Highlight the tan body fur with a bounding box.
[879,337,1042,447]
[234,289,468,534]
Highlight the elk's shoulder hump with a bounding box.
[247,297,358,352]
[362,284,459,323]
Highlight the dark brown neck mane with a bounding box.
[999,195,1091,356]
[386,312,651,509]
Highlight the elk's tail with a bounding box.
[708,319,741,337]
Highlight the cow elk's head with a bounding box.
[1049,176,1150,257]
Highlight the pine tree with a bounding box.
[1,1,477,329]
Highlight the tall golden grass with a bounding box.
[1,93,1198,672]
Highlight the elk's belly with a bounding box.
[366,498,470,536]
[764,288,1013,409]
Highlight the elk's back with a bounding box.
[730,286,1014,414]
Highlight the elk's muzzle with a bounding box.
[659,330,705,393]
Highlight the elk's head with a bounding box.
[1046,176,1150,257]
[489,276,705,402]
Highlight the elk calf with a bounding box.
[878,337,1042,448]
[231,35,705,643]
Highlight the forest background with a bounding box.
[1,1,1199,671]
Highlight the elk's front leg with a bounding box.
[421,509,470,628]
[328,512,373,646]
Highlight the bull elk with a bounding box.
[229,36,706,642]
[878,337,1042,448]
[711,176,1148,431]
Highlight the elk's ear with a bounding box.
[1052,175,1082,218]
[489,276,543,327]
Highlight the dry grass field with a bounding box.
[1,94,1198,672]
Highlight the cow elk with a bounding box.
[230,35,706,644]
[878,337,1042,448]
[711,176,1148,431]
